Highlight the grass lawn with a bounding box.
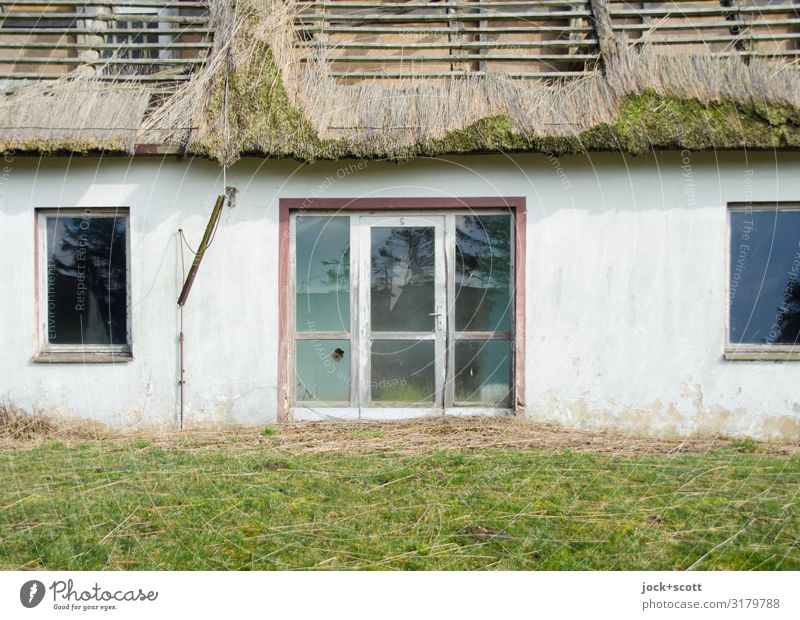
[0,423,798,570]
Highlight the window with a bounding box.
[36,208,131,361]
[727,203,800,360]
[103,6,173,76]
[294,215,351,403]
[289,209,516,416]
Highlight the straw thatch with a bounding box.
[2,0,800,161]
[0,79,150,154]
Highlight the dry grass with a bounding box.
[2,405,796,458]
[154,417,799,457]
[0,402,55,440]
[0,402,110,443]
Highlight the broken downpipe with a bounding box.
[176,193,228,429]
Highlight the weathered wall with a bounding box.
[0,151,798,438]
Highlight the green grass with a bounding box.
[0,442,797,570]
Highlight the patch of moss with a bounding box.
[610,90,800,154]
[0,137,129,156]
[418,115,530,155]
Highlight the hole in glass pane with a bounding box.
[296,340,351,403]
[295,216,350,332]
[454,340,511,406]
[455,215,512,332]
[371,340,435,404]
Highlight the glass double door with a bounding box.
[293,211,513,417]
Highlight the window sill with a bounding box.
[33,351,133,364]
[724,348,800,361]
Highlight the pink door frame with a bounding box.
[277,197,527,422]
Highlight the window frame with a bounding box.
[278,197,526,422]
[34,207,133,363]
[108,5,175,62]
[725,201,800,361]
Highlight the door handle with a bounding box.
[428,309,444,331]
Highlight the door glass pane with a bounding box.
[454,340,511,406]
[296,340,350,402]
[729,210,800,345]
[371,226,435,331]
[296,216,350,332]
[45,215,128,346]
[455,215,511,332]
[371,340,435,403]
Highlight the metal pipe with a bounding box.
[177,194,226,307]
[179,304,185,430]
[176,193,226,429]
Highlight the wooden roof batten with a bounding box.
[606,0,800,60]
[293,0,800,81]
[1,1,798,86]
[294,0,604,80]
[0,0,213,89]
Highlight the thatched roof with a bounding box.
[0,81,150,153]
[2,0,800,162]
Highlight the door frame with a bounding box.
[357,214,447,410]
[277,197,527,422]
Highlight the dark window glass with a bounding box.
[729,209,800,345]
[455,215,512,332]
[103,17,162,76]
[106,19,160,60]
[45,214,128,347]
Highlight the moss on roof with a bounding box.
[399,95,800,158]
[187,42,800,163]
[612,92,800,153]
[0,137,129,156]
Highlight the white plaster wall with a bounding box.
[0,151,798,438]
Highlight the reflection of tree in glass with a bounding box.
[768,279,800,344]
[295,217,350,332]
[456,215,511,287]
[455,215,511,332]
[370,227,435,331]
[320,247,350,290]
[48,217,127,345]
[371,227,434,291]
